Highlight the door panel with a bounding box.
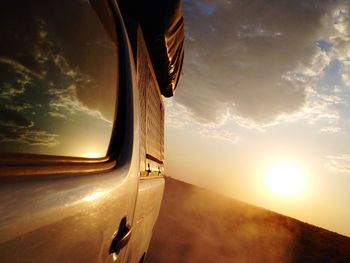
[126,178,165,263]
[0,169,138,262]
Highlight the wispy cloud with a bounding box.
[166,99,238,143]
[0,129,59,147]
[320,126,341,134]
[326,154,350,174]
[0,56,45,80]
[342,61,350,87]
[0,83,25,100]
[199,128,239,143]
[48,84,112,125]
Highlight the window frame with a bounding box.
[0,0,130,177]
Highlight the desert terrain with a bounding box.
[147,177,350,263]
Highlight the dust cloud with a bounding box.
[147,177,350,263]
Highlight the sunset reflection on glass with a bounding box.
[0,0,119,158]
[84,151,103,159]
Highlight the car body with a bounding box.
[0,0,184,262]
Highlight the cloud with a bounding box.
[31,20,115,124]
[237,24,284,39]
[48,84,112,125]
[0,128,59,147]
[0,108,59,147]
[48,111,67,119]
[320,126,341,134]
[174,0,350,131]
[0,109,34,129]
[0,83,25,100]
[166,99,203,128]
[326,154,350,174]
[0,57,44,80]
[324,3,350,87]
[284,88,341,125]
[166,99,239,143]
[199,128,239,143]
[342,61,350,87]
[0,83,33,113]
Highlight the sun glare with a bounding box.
[265,161,306,197]
[84,150,101,159]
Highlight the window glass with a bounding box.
[0,0,119,158]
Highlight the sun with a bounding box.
[265,161,306,197]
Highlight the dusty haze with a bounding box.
[147,177,350,263]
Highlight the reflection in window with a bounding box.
[0,0,119,158]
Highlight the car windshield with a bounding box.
[0,0,119,158]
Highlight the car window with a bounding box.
[0,0,119,159]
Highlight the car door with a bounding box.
[0,0,139,262]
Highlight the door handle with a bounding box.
[109,217,132,254]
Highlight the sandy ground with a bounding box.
[147,177,350,263]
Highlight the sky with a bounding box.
[165,0,350,237]
[0,1,117,158]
